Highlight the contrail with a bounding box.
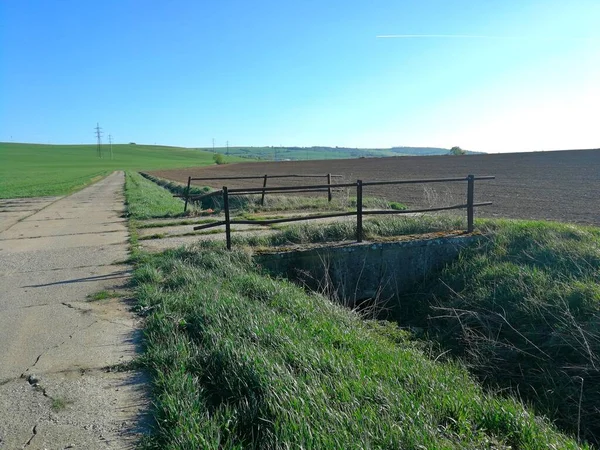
[376,34,596,41]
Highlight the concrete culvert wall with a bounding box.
[254,235,481,315]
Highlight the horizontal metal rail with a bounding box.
[361,175,495,187]
[193,220,226,231]
[174,190,223,201]
[228,182,357,194]
[190,174,343,181]
[191,203,494,232]
[362,202,493,216]
[179,187,344,199]
[193,212,355,230]
[229,187,346,196]
[230,212,355,226]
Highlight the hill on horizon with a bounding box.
[208,145,484,160]
[0,141,481,198]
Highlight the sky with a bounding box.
[1,0,598,153]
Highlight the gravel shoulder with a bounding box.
[0,172,146,449]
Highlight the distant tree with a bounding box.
[213,153,225,165]
[449,146,466,155]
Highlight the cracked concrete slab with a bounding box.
[0,245,129,273]
[0,265,130,306]
[0,370,145,449]
[0,197,62,231]
[0,220,127,240]
[0,172,146,449]
[0,231,129,252]
[0,196,62,205]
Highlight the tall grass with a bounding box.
[402,219,600,444]
[125,171,190,220]
[237,214,466,247]
[133,243,584,449]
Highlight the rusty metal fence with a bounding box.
[189,174,495,250]
[180,173,344,212]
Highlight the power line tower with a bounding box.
[226,140,229,156]
[108,134,113,160]
[94,123,103,158]
[212,138,215,153]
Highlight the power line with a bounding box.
[94,123,103,158]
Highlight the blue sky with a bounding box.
[1,0,598,153]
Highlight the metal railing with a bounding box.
[190,174,495,250]
[180,173,344,211]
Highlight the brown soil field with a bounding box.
[149,149,600,225]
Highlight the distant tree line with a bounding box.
[449,146,466,155]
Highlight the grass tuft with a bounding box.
[125,171,190,220]
[87,290,121,301]
[51,397,72,412]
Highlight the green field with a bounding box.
[0,142,243,198]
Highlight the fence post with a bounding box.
[467,174,474,233]
[261,174,268,206]
[223,186,232,250]
[183,176,192,212]
[356,180,363,242]
[327,173,332,202]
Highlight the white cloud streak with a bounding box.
[376,34,597,41]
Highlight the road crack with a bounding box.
[61,302,93,315]
[61,302,135,329]
[30,353,43,370]
[21,320,98,377]
[22,424,37,448]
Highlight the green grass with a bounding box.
[401,219,600,444]
[132,244,584,449]
[237,217,600,443]
[125,171,191,220]
[138,227,265,241]
[0,142,244,198]
[87,290,121,301]
[50,397,72,412]
[137,218,218,229]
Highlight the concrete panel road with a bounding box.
[0,172,146,449]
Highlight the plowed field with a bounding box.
[149,149,600,225]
